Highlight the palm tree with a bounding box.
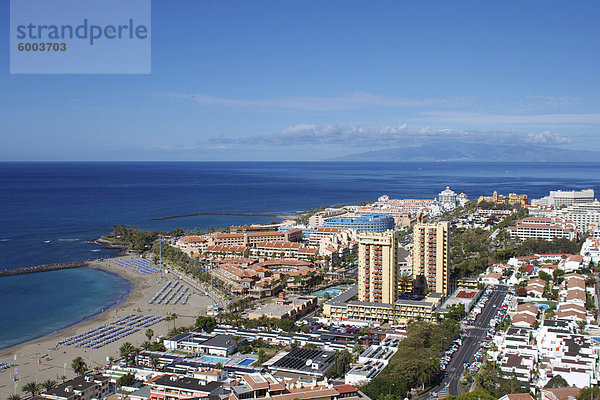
[131,346,141,366]
[71,357,88,376]
[171,313,178,329]
[119,342,134,365]
[145,328,154,342]
[149,355,159,371]
[41,380,58,391]
[22,382,41,397]
[164,314,173,328]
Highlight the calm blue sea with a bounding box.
[1,161,600,349]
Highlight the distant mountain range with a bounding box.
[332,142,600,162]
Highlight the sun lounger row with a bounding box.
[116,258,161,274]
[181,293,190,305]
[149,282,172,304]
[56,314,165,349]
[173,287,188,305]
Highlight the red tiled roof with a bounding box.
[333,384,358,395]
[542,387,581,400]
[179,236,207,243]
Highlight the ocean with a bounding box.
[1,161,600,349]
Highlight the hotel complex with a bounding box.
[322,214,395,232]
[532,188,595,207]
[412,222,450,295]
[323,222,450,325]
[357,231,402,304]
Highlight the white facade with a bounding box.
[581,237,600,264]
[533,189,595,207]
[438,186,458,205]
[507,217,577,241]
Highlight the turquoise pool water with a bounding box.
[199,355,230,364]
[534,303,550,311]
[312,285,350,298]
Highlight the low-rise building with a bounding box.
[481,272,502,285]
[323,285,442,325]
[541,387,581,400]
[512,303,539,328]
[580,237,600,264]
[526,278,546,298]
[247,295,318,320]
[250,242,319,260]
[148,375,224,400]
[478,191,528,206]
[268,348,337,381]
[164,333,237,356]
[507,217,577,241]
[40,375,110,400]
[499,353,536,382]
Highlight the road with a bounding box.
[429,285,508,398]
[596,279,600,325]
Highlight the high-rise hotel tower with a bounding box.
[357,231,402,304]
[412,221,450,295]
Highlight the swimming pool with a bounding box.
[238,358,256,366]
[534,303,550,311]
[312,285,350,298]
[198,355,230,364]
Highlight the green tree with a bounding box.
[22,382,42,397]
[116,373,137,388]
[577,387,600,400]
[149,354,160,371]
[446,303,466,321]
[538,270,552,282]
[71,356,88,376]
[145,328,154,341]
[257,348,266,364]
[119,342,135,365]
[544,374,568,388]
[195,316,217,331]
[41,379,58,391]
[170,313,178,329]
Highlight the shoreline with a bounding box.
[0,255,211,396]
[0,267,133,353]
[0,260,138,354]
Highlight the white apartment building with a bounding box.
[533,189,595,207]
[580,237,600,264]
[506,217,577,241]
[551,201,600,233]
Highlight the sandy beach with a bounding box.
[0,255,213,399]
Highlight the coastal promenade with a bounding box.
[0,261,87,276]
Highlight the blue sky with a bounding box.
[2,0,600,161]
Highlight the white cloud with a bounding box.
[209,124,572,147]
